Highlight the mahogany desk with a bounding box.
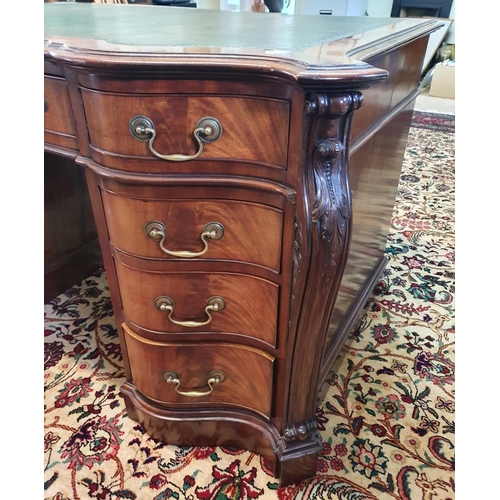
[44,3,440,485]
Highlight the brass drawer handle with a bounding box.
[144,221,224,258]
[129,115,222,162]
[154,296,225,328]
[162,370,227,397]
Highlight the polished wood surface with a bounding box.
[44,4,441,485]
[124,324,275,418]
[351,35,429,144]
[101,192,284,271]
[116,264,280,346]
[320,103,416,385]
[82,91,290,169]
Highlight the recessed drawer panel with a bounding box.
[124,324,274,418]
[81,90,290,168]
[44,76,78,150]
[102,191,283,272]
[116,263,279,347]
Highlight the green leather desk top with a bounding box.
[44,4,441,83]
[44,3,400,52]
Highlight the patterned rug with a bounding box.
[44,110,455,500]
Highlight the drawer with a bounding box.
[102,191,283,272]
[81,90,290,168]
[123,324,275,418]
[116,263,279,347]
[44,76,78,150]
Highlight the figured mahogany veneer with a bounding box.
[44,3,441,486]
[81,90,290,170]
[115,263,279,347]
[124,324,275,418]
[101,192,284,272]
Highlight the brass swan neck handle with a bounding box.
[129,115,222,162]
[162,370,227,398]
[144,221,225,258]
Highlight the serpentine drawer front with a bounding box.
[44,76,78,150]
[101,191,284,272]
[81,90,290,170]
[115,262,279,347]
[123,324,275,419]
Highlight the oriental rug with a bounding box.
[44,111,455,500]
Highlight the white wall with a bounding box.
[295,0,368,16]
[198,0,295,13]
[197,0,455,42]
[195,0,221,9]
[445,1,455,44]
[366,0,391,17]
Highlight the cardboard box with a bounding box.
[429,62,455,99]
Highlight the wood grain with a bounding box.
[124,324,275,418]
[81,91,290,169]
[116,263,280,347]
[102,191,284,272]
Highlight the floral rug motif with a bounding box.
[44,110,455,500]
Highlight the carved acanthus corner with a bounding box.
[290,215,303,307]
[311,137,351,294]
[311,138,349,243]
